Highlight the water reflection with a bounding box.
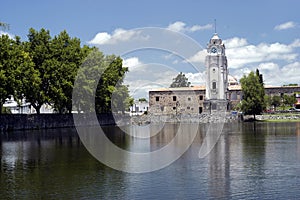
[1,122,300,199]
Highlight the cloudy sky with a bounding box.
[2,0,300,99]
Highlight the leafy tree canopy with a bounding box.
[0,28,132,114]
[240,70,265,119]
[170,72,191,88]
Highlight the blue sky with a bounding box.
[2,0,300,98]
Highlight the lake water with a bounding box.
[1,122,300,199]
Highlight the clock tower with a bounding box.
[204,33,228,113]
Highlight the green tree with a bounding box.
[138,98,147,102]
[95,55,129,113]
[264,95,272,110]
[0,34,37,114]
[13,37,40,110]
[170,72,191,88]
[0,35,17,113]
[0,22,9,30]
[111,85,133,113]
[256,69,265,109]
[283,94,296,107]
[271,95,281,111]
[73,48,131,114]
[25,28,52,114]
[240,71,265,120]
[72,48,104,113]
[48,30,84,113]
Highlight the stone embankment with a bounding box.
[256,114,300,121]
[131,113,239,125]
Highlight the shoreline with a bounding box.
[1,113,300,132]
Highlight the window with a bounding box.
[187,106,190,109]
[211,103,217,110]
[173,96,177,101]
[188,97,191,101]
[212,82,217,90]
[199,95,203,100]
[199,107,203,114]
[156,96,159,102]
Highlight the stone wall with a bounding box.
[0,114,119,132]
[149,89,205,115]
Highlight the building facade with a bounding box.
[130,100,149,115]
[149,85,300,115]
[149,86,205,115]
[148,33,300,115]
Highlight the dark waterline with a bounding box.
[1,122,300,199]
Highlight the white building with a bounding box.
[3,95,54,114]
[130,100,149,115]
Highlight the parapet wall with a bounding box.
[0,114,119,132]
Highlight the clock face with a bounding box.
[211,47,217,53]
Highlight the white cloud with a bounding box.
[224,38,300,69]
[187,50,206,64]
[189,37,300,69]
[274,21,296,30]
[167,21,213,33]
[281,62,300,77]
[88,32,111,45]
[88,28,145,45]
[185,72,206,85]
[223,37,248,48]
[291,39,300,48]
[123,57,142,71]
[0,31,14,39]
[167,21,186,32]
[258,62,279,71]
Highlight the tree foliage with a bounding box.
[240,70,265,119]
[170,72,191,88]
[0,28,132,114]
[138,98,147,102]
[73,48,131,114]
[24,28,52,114]
[0,22,9,30]
[0,35,37,113]
[283,94,296,107]
[271,95,281,110]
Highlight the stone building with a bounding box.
[228,85,300,109]
[149,86,205,115]
[149,85,300,115]
[148,32,300,115]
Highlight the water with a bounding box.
[1,122,300,199]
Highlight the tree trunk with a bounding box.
[32,104,42,114]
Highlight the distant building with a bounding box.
[130,100,149,115]
[3,96,31,114]
[149,85,300,115]
[149,86,205,115]
[148,33,300,115]
[3,95,54,114]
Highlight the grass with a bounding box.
[260,119,300,122]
